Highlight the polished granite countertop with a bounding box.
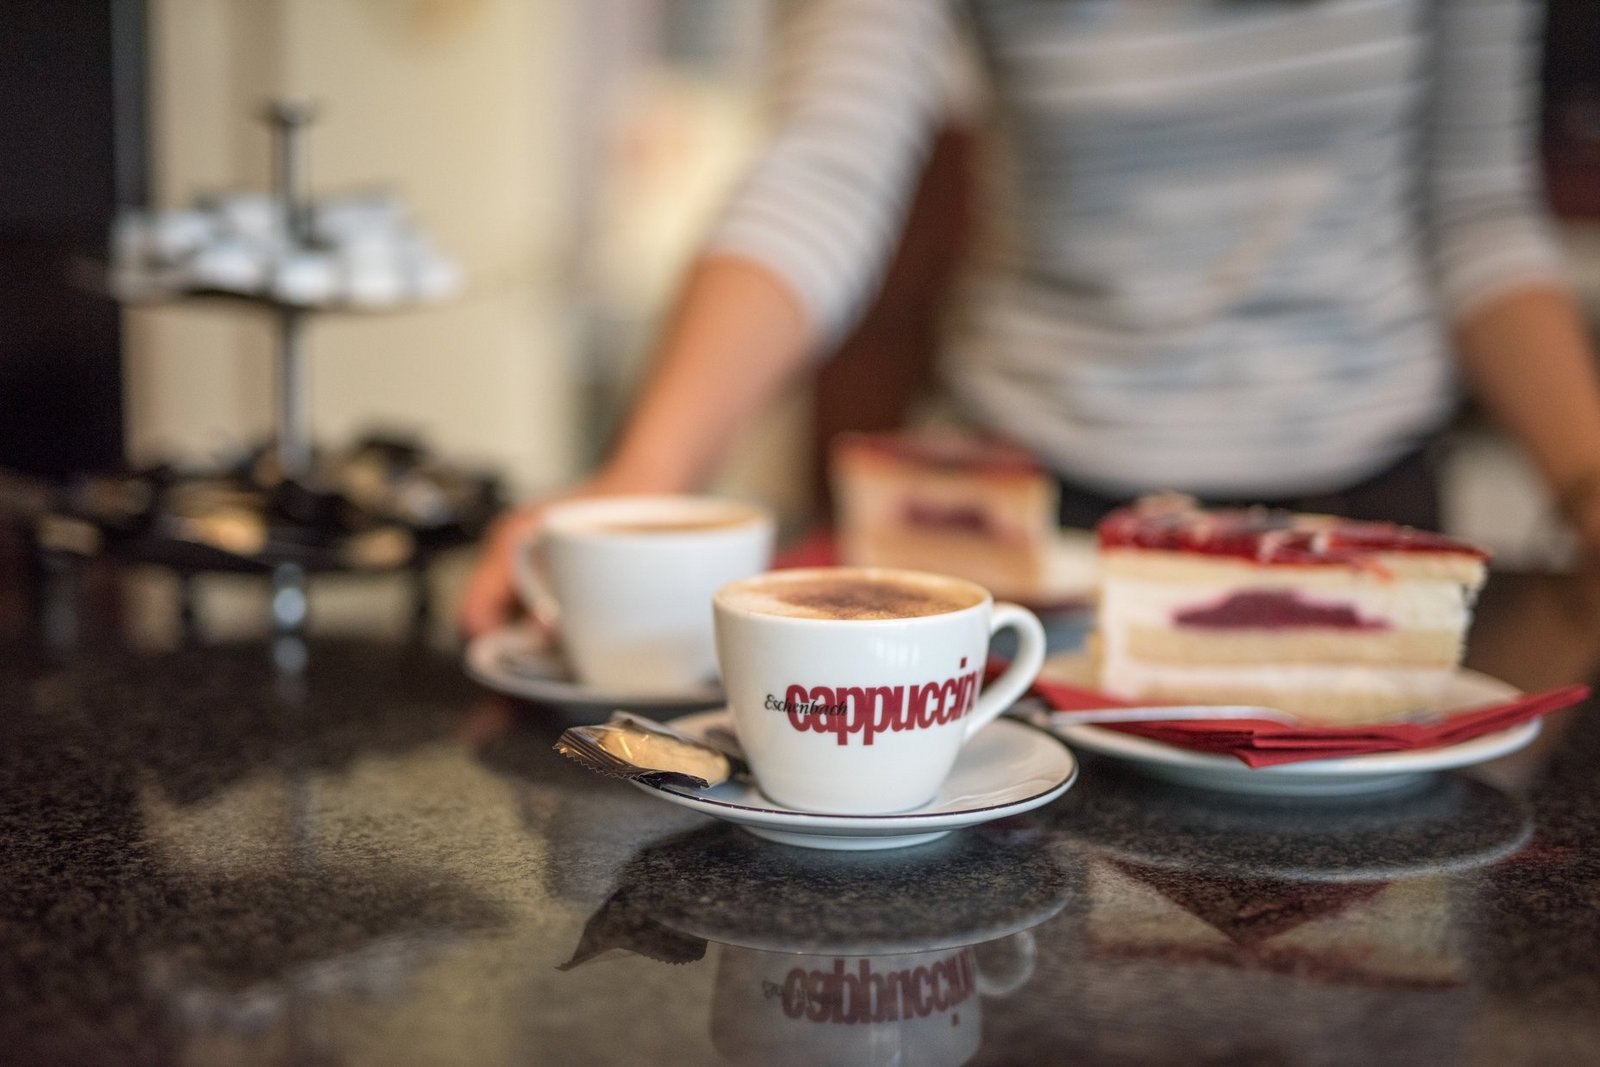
[4,573,1600,1066]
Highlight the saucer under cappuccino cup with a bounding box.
[713,566,1046,814]
[515,495,774,696]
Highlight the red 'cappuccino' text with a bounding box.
[775,661,979,745]
[775,952,977,1024]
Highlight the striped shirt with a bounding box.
[706,0,1568,497]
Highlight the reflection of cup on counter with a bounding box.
[711,936,1034,1067]
[1053,765,1534,882]
[514,496,774,696]
[1004,770,1535,1065]
[553,822,1076,1064]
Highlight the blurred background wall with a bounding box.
[126,0,580,497]
[121,0,813,522]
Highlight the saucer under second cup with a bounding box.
[465,624,725,717]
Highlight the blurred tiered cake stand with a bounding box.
[41,101,499,642]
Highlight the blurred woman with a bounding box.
[462,0,1600,634]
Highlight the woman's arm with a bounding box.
[456,256,813,637]
[598,256,815,493]
[1422,0,1600,550]
[458,0,960,634]
[1453,283,1600,549]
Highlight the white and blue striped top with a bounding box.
[706,0,1568,496]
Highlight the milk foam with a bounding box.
[719,569,984,621]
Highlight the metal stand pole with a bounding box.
[265,99,318,636]
[276,306,311,482]
[267,99,317,257]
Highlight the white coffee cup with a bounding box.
[713,566,1046,813]
[515,495,774,696]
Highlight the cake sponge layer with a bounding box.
[1096,661,1458,724]
[1119,626,1463,668]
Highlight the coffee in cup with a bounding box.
[712,566,1046,813]
[516,495,774,695]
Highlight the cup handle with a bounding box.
[964,601,1046,741]
[975,931,1038,998]
[510,531,561,631]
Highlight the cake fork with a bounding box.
[1008,699,1302,727]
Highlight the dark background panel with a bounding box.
[0,0,143,481]
[1545,0,1600,218]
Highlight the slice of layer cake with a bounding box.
[831,431,1058,601]
[1094,494,1490,724]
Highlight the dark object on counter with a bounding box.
[38,431,500,575]
[555,712,745,790]
[12,431,500,643]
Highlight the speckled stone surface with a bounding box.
[3,625,1598,1066]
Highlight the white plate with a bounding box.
[961,529,1098,610]
[465,625,723,715]
[1031,530,1098,608]
[1050,665,1539,796]
[631,710,1078,850]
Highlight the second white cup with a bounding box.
[516,495,774,696]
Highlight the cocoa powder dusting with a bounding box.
[777,578,971,620]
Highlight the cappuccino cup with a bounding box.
[515,495,774,695]
[712,566,1046,813]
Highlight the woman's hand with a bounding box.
[456,497,558,639]
[1453,284,1600,567]
[455,465,685,637]
[456,473,633,637]
[1559,469,1600,560]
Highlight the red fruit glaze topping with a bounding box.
[1173,590,1389,630]
[1097,494,1489,566]
[839,432,1043,477]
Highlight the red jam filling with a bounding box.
[1173,590,1389,630]
[902,501,996,535]
[1098,498,1488,566]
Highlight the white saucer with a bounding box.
[631,710,1078,850]
[464,625,723,715]
[1056,718,1541,797]
[1042,663,1543,796]
[960,530,1097,611]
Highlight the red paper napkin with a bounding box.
[1021,671,1590,768]
[773,528,838,570]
